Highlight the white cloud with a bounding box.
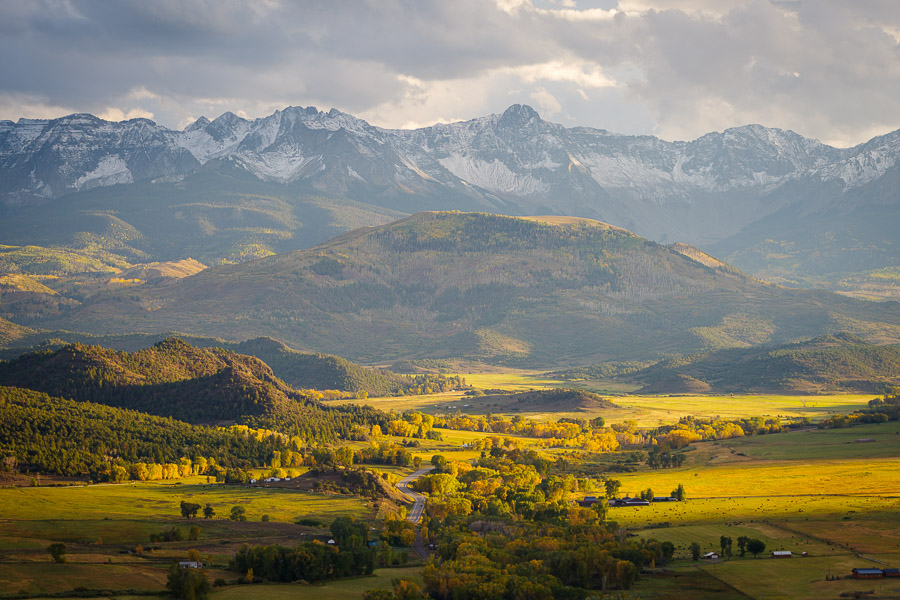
[0,0,898,146]
[530,87,563,116]
[0,93,75,122]
[510,60,619,88]
[96,106,154,122]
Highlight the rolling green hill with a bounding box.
[629,333,900,393]
[0,338,385,438]
[24,212,900,367]
[230,337,410,395]
[0,331,416,396]
[0,316,35,346]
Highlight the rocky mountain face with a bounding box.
[1,105,898,282]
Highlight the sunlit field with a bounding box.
[352,368,878,427]
[0,479,372,524]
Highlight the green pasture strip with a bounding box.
[0,482,372,524]
[211,566,423,599]
[455,371,559,391]
[632,522,836,558]
[602,457,900,499]
[722,423,900,460]
[699,554,900,600]
[357,388,876,426]
[607,496,900,528]
[785,515,900,554]
[608,393,876,425]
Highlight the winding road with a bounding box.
[396,466,433,524]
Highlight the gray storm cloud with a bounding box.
[0,0,897,146]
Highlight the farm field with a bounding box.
[0,478,372,523]
[699,554,900,600]
[211,566,423,599]
[0,479,379,598]
[608,393,878,426]
[351,369,878,426]
[603,422,900,600]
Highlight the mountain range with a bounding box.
[2,104,898,289]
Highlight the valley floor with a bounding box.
[1,384,897,599]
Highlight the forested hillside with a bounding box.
[0,332,459,397]
[232,337,412,395]
[0,386,290,479]
[0,338,386,439]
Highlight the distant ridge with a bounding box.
[25,212,900,367]
[630,333,900,393]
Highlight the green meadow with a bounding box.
[0,479,371,523]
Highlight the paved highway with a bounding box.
[396,467,433,524]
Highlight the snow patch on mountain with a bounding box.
[233,146,322,183]
[578,152,678,194]
[73,155,133,190]
[175,121,253,163]
[437,155,549,195]
[816,133,900,189]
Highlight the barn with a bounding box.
[852,568,884,579]
[772,551,792,558]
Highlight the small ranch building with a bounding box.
[852,568,885,579]
[609,497,650,507]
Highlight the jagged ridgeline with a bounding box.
[0,338,386,440]
[39,212,900,365]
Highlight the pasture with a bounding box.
[0,479,377,597]
[0,479,372,524]
[212,566,423,600]
[354,368,879,427]
[613,422,900,600]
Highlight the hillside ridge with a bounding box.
[22,212,899,367]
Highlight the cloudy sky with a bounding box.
[1,0,898,147]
